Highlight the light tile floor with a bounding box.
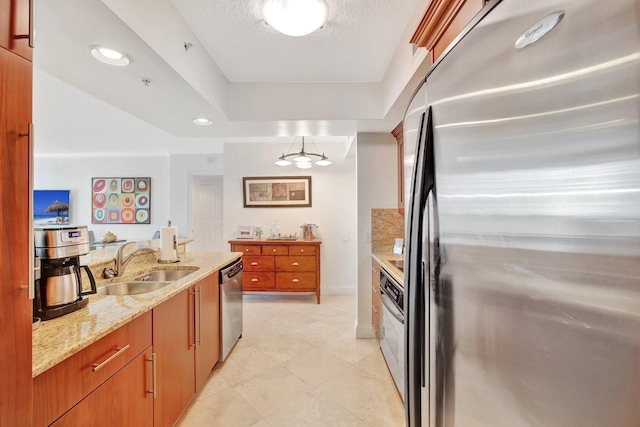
[176,294,406,427]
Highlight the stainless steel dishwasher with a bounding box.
[219,258,243,361]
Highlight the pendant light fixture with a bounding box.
[262,0,328,37]
[275,137,332,168]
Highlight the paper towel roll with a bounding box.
[159,224,178,262]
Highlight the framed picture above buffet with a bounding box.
[91,177,151,224]
[242,176,312,208]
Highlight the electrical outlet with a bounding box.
[364,231,371,243]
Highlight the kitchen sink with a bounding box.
[131,268,199,282]
[97,281,172,296]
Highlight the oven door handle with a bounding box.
[380,288,404,324]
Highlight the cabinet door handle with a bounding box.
[146,352,157,398]
[251,278,258,282]
[14,0,35,47]
[190,290,197,347]
[196,287,202,346]
[373,306,379,314]
[300,249,304,253]
[91,344,130,372]
[292,279,299,283]
[292,262,299,266]
[251,262,258,266]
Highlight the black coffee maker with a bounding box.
[34,225,97,320]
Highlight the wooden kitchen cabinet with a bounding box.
[0,0,32,60]
[0,43,32,427]
[33,311,153,427]
[194,273,220,391]
[410,0,485,62]
[392,121,404,214]
[153,273,221,426]
[50,347,154,427]
[230,239,322,303]
[371,258,382,340]
[152,288,195,427]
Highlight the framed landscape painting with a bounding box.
[243,176,312,208]
[33,190,71,225]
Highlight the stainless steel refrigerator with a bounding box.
[403,0,640,426]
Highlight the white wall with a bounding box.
[355,133,399,338]
[223,142,357,296]
[34,155,171,242]
[169,153,224,237]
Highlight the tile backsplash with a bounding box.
[371,208,405,253]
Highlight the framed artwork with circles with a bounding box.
[92,177,151,224]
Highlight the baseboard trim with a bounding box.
[355,324,377,339]
[322,286,356,295]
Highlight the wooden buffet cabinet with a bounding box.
[229,239,322,304]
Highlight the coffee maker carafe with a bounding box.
[34,225,97,320]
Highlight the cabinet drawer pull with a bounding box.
[300,249,304,253]
[273,249,277,252]
[91,344,130,372]
[245,248,250,252]
[251,278,258,282]
[373,306,378,314]
[251,262,258,266]
[292,262,299,266]
[292,279,299,283]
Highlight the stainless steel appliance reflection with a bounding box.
[379,267,405,400]
[34,225,97,320]
[219,258,243,361]
[403,0,640,426]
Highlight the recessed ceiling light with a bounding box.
[88,45,130,66]
[262,0,328,37]
[193,118,213,126]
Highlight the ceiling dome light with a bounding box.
[296,162,313,169]
[88,45,130,66]
[193,117,213,126]
[262,0,328,37]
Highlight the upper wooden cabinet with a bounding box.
[0,0,33,61]
[392,121,404,214]
[411,0,486,62]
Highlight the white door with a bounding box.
[191,176,223,252]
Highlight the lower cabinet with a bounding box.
[195,273,220,390]
[51,348,154,427]
[153,274,221,427]
[33,311,153,427]
[34,270,224,427]
[153,288,195,427]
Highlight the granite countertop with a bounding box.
[371,252,404,285]
[32,251,241,378]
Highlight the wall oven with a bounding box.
[379,267,405,400]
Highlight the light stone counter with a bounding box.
[372,252,404,285]
[32,251,241,378]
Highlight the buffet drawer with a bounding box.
[275,256,316,272]
[234,245,261,255]
[243,255,275,271]
[289,245,316,255]
[275,272,316,289]
[261,245,289,255]
[243,272,275,289]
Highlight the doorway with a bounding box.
[190,176,223,252]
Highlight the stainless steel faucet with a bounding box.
[115,242,159,276]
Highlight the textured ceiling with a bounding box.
[170,0,418,83]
